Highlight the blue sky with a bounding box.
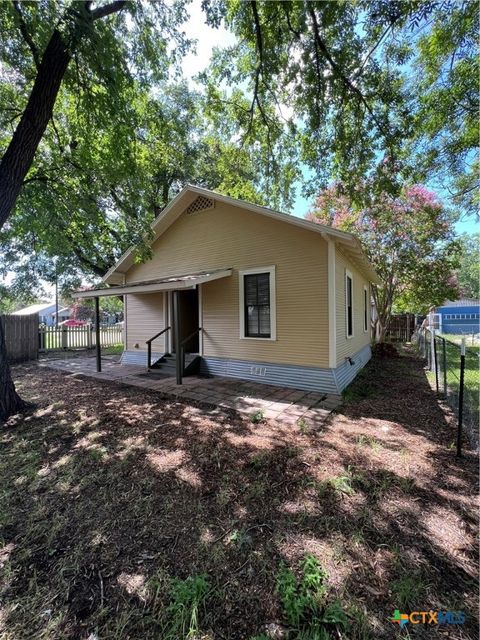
[291,183,478,236]
[453,215,478,236]
[2,2,477,296]
[183,2,478,237]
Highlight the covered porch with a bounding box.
[72,268,232,384]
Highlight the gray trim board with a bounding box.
[121,344,372,393]
[200,358,338,393]
[200,344,372,394]
[333,344,372,391]
[121,350,163,366]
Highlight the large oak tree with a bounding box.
[0,0,188,420]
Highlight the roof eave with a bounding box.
[102,184,379,284]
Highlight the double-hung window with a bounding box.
[363,285,369,332]
[239,266,276,340]
[346,270,353,338]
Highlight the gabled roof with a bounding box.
[103,185,380,284]
[439,298,480,308]
[12,302,56,315]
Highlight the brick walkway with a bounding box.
[42,355,342,427]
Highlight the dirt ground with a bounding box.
[0,349,478,639]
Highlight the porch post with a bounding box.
[95,296,101,373]
[173,290,182,384]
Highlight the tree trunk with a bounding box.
[372,282,394,343]
[377,319,387,342]
[0,2,127,421]
[0,30,71,421]
[0,317,25,422]
[0,29,71,231]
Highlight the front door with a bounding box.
[172,289,199,353]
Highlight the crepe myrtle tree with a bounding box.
[306,180,460,341]
[0,0,188,421]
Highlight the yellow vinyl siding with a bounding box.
[125,292,165,352]
[335,249,370,365]
[125,202,329,367]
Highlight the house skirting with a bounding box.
[121,350,163,366]
[332,344,372,391]
[200,344,372,394]
[119,344,372,394]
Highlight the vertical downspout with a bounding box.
[322,233,337,369]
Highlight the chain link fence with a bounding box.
[414,328,479,453]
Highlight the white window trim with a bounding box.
[363,284,369,333]
[239,265,276,341]
[345,269,354,339]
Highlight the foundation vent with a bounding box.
[186,196,215,215]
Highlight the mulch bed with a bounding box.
[0,349,478,639]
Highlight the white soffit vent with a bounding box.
[186,195,215,214]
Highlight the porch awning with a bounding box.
[72,268,233,299]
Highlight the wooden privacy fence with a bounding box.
[385,313,420,342]
[39,325,123,352]
[1,314,39,363]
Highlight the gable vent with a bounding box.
[186,196,215,214]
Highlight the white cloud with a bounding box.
[181,0,236,80]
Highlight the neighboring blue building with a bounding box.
[436,298,480,335]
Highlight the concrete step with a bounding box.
[150,353,200,375]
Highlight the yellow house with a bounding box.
[73,185,379,393]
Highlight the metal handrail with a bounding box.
[180,327,202,348]
[146,326,171,345]
[146,326,171,369]
[178,327,202,385]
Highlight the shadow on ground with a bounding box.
[0,349,478,639]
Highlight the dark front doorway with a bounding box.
[172,289,199,353]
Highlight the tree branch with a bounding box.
[307,5,390,140]
[70,243,110,277]
[354,21,396,79]
[22,174,49,186]
[247,1,270,132]
[281,3,300,39]
[12,0,40,69]
[89,0,127,21]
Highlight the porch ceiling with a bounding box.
[72,268,233,298]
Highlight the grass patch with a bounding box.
[342,369,376,403]
[426,334,479,422]
[391,573,426,609]
[250,410,265,424]
[356,434,382,452]
[249,452,270,468]
[317,469,357,498]
[102,343,124,355]
[161,574,211,640]
[297,418,311,434]
[276,554,349,638]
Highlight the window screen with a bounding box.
[364,287,368,332]
[244,273,271,338]
[346,274,353,337]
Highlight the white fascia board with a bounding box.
[73,268,233,299]
[103,183,379,285]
